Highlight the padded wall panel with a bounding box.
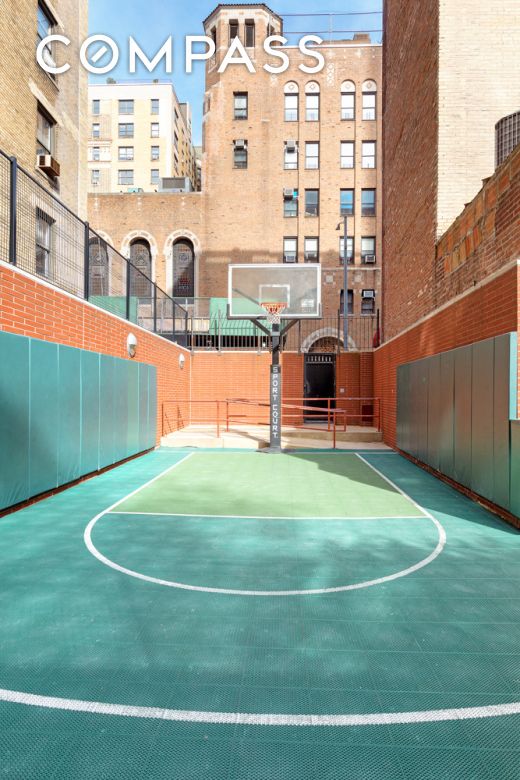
[396,363,410,453]
[414,359,429,464]
[493,334,513,509]
[439,351,455,479]
[148,366,157,447]
[99,355,115,469]
[57,345,82,486]
[81,350,101,475]
[112,358,129,464]
[138,363,149,452]
[0,332,30,510]
[453,346,473,488]
[29,339,58,497]
[126,359,140,457]
[470,339,495,502]
[511,421,520,517]
[427,355,441,472]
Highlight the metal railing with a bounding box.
[0,149,188,345]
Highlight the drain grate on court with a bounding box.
[0,449,519,779]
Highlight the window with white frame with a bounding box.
[118,123,134,138]
[284,82,299,122]
[118,169,134,185]
[283,237,297,263]
[119,99,134,115]
[91,169,100,186]
[283,189,298,217]
[305,142,319,170]
[339,236,354,264]
[37,105,55,155]
[150,122,159,138]
[284,141,298,170]
[36,208,53,276]
[118,146,134,161]
[362,80,377,120]
[233,140,247,168]
[340,189,354,216]
[151,145,160,161]
[361,289,375,314]
[305,82,320,121]
[234,92,248,120]
[304,237,319,262]
[37,3,56,71]
[150,169,160,185]
[340,141,354,169]
[341,80,355,120]
[361,189,376,216]
[92,99,100,115]
[305,189,319,217]
[362,141,376,168]
[361,236,376,263]
[92,146,100,161]
[151,98,159,115]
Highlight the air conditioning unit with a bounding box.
[284,255,297,263]
[283,187,294,199]
[363,254,376,264]
[234,139,246,149]
[36,154,60,178]
[362,290,375,299]
[286,140,297,152]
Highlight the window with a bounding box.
[151,98,159,115]
[92,99,100,115]
[150,169,160,185]
[341,81,355,120]
[151,145,160,161]
[361,236,376,263]
[361,289,375,314]
[339,236,354,264]
[118,170,134,186]
[284,83,299,121]
[229,19,239,42]
[362,92,376,120]
[340,141,354,169]
[283,237,297,263]
[245,20,255,47]
[36,208,53,277]
[340,289,354,315]
[37,106,55,154]
[37,3,56,70]
[283,189,298,217]
[362,141,376,168]
[91,169,100,186]
[234,92,248,120]
[305,142,319,170]
[118,146,134,161]
[118,123,134,138]
[92,147,100,161]
[305,84,320,121]
[119,99,134,115]
[130,239,152,297]
[361,189,376,216]
[284,141,298,170]
[233,140,247,168]
[305,189,319,216]
[340,189,354,216]
[304,237,319,262]
[91,123,100,139]
[151,122,159,137]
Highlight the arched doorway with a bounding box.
[129,238,152,297]
[172,239,195,298]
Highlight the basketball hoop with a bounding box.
[261,302,286,326]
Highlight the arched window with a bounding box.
[341,80,355,120]
[305,81,320,121]
[284,81,299,122]
[172,239,194,298]
[362,80,377,120]
[130,238,152,298]
[88,236,109,296]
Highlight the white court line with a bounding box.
[0,687,519,727]
[84,451,446,596]
[109,511,427,521]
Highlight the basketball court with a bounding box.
[1,447,519,778]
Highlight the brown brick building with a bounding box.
[89,3,382,339]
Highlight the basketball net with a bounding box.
[261,302,286,326]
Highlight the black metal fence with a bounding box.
[0,150,188,344]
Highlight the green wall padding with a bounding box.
[511,421,520,517]
[0,331,157,511]
[397,333,518,514]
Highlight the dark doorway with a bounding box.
[304,353,336,422]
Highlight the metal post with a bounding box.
[125,260,131,322]
[153,285,158,333]
[218,311,222,352]
[342,214,348,351]
[83,222,90,300]
[8,156,17,265]
[269,323,282,452]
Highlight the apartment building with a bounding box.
[87,81,197,194]
[89,3,382,336]
[0,0,88,216]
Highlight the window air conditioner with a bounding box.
[363,254,376,264]
[234,139,246,149]
[286,140,297,152]
[362,290,375,299]
[37,154,60,178]
[283,188,295,199]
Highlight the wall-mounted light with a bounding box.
[179,353,185,370]
[127,333,137,358]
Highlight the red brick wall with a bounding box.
[374,264,520,447]
[0,262,191,445]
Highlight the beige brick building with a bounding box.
[0,0,88,216]
[87,82,197,194]
[89,3,382,333]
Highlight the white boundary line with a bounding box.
[0,688,519,727]
[110,511,426,521]
[84,451,446,596]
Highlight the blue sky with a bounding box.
[88,1,382,144]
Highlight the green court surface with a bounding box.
[0,449,519,779]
